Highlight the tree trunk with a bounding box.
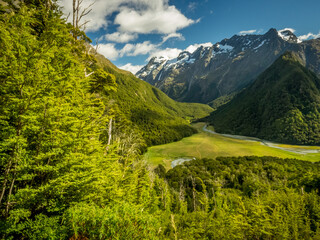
[107,118,112,146]
[5,176,15,217]
[191,177,197,211]
[72,0,76,39]
[0,160,12,206]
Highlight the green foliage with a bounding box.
[0,3,164,239]
[207,52,320,145]
[65,203,161,239]
[164,156,320,239]
[95,53,213,148]
[208,92,237,109]
[89,68,117,94]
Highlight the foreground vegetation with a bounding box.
[0,2,210,238]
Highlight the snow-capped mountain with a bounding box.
[136,28,320,103]
[277,28,301,43]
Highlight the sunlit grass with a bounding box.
[144,122,320,169]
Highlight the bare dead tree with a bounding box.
[72,0,95,39]
[107,118,113,146]
[191,176,197,211]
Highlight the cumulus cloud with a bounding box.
[279,28,296,33]
[97,40,181,61]
[105,32,138,43]
[149,48,183,60]
[162,33,185,43]
[96,43,119,60]
[115,6,194,34]
[149,42,213,60]
[58,0,195,34]
[185,42,213,53]
[120,41,158,57]
[298,32,320,41]
[119,63,144,74]
[239,30,257,35]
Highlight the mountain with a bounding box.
[136,28,320,103]
[206,51,320,145]
[95,52,213,148]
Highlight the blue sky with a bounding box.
[59,0,320,73]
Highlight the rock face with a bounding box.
[206,52,320,145]
[136,28,320,103]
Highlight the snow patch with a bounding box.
[218,44,234,52]
[158,71,163,81]
[253,40,267,50]
[186,58,195,64]
[153,57,167,63]
[244,39,252,46]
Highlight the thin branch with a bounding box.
[5,176,15,217]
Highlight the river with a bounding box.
[202,124,320,155]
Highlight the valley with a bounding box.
[145,122,320,169]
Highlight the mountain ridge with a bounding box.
[137,28,320,103]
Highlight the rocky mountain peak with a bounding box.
[136,28,320,103]
[277,28,301,43]
[177,51,191,61]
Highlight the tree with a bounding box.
[72,0,94,39]
[0,4,115,237]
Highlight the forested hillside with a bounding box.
[94,53,212,148]
[0,2,162,238]
[207,52,320,145]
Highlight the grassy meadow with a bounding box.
[144,122,320,169]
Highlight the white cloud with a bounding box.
[279,28,296,33]
[105,32,138,43]
[149,48,183,60]
[58,0,195,34]
[119,63,144,74]
[115,4,195,34]
[298,32,320,41]
[185,42,213,53]
[162,33,185,43]
[148,42,213,60]
[96,43,119,60]
[120,41,158,57]
[239,30,257,35]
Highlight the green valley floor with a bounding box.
[144,122,320,169]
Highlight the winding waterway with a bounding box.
[202,124,320,155]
